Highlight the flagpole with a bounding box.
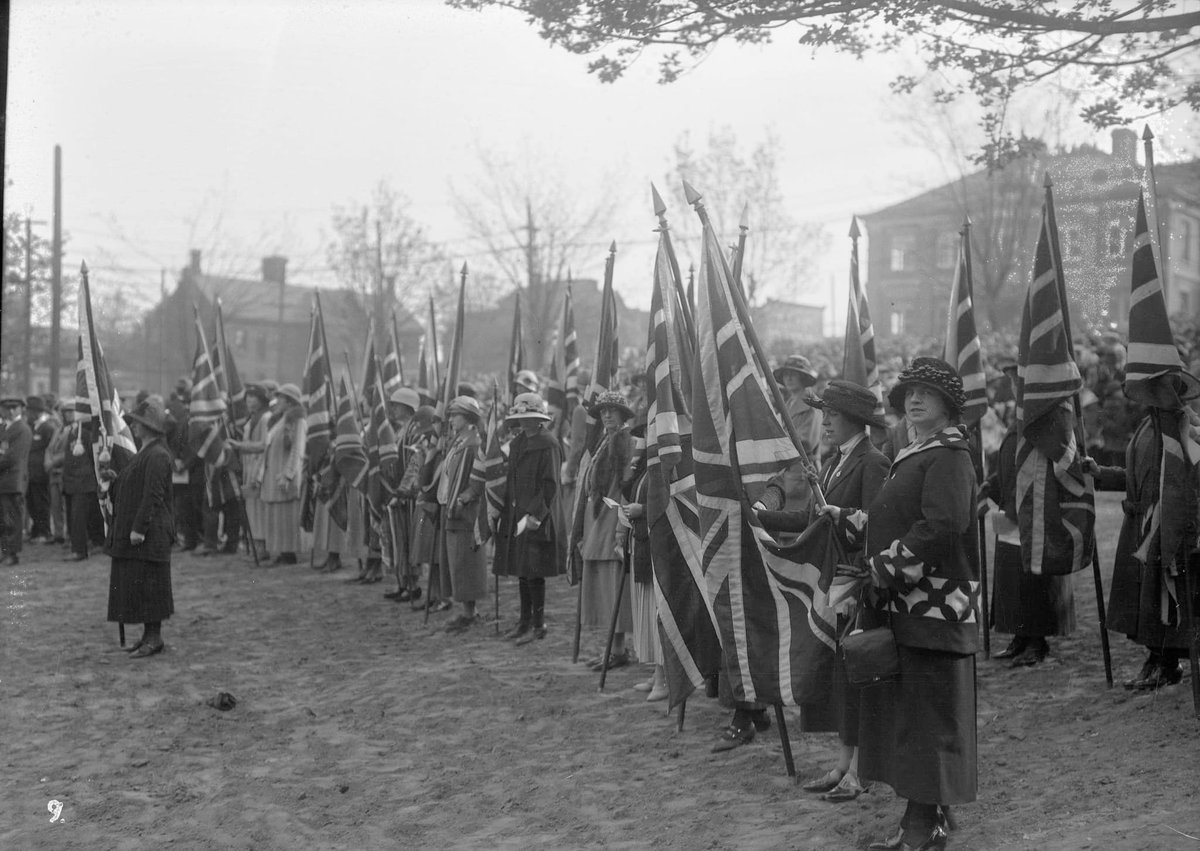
[960,218,990,659]
[1142,126,1169,299]
[214,298,259,565]
[651,183,695,341]
[1044,174,1114,687]
[731,202,750,302]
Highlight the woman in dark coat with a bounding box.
[493,392,565,643]
[437,395,487,633]
[824,358,979,851]
[106,397,176,658]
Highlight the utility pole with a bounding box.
[49,145,63,395]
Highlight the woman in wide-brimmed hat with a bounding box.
[437,395,488,633]
[822,357,978,849]
[106,397,176,657]
[230,382,274,560]
[494,392,565,643]
[252,384,306,565]
[573,390,636,671]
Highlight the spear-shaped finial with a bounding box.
[739,202,749,231]
[962,215,973,234]
[80,260,89,276]
[682,179,702,207]
[1142,124,1154,142]
[460,261,469,280]
[1043,171,1053,189]
[651,182,667,218]
[608,240,617,256]
[848,216,861,240]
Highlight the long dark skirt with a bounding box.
[107,557,174,624]
[991,540,1075,637]
[858,645,976,805]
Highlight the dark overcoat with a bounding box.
[106,435,175,563]
[0,419,33,494]
[62,421,99,495]
[493,429,565,579]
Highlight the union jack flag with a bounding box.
[943,226,988,426]
[416,296,440,408]
[842,217,883,416]
[1015,184,1094,576]
[302,297,336,470]
[691,201,836,705]
[470,384,506,547]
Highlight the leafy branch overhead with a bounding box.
[449,1,1200,140]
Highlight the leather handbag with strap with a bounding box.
[839,600,900,686]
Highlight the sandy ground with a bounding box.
[3,491,1199,850]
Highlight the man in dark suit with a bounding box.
[0,396,34,565]
[25,394,57,543]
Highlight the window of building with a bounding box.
[1106,222,1127,258]
[1064,227,1085,259]
[935,232,958,270]
[890,311,905,335]
[889,232,917,272]
[1180,218,1195,266]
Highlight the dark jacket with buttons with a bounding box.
[0,419,33,494]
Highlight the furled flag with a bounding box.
[470,384,506,547]
[562,276,580,415]
[507,289,525,403]
[1122,189,1198,578]
[943,225,988,426]
[302,296,336,471]
[212,298,247,434]
[645,207,721,709]
[544,326,567,440]
[438,264,468,420]
[416,296,440,407]
[382,312,404,400]
[842,217,884,416]
[75,262,136,524]
[690,191,837,705]
[1014,183,1095,576]
[366,363,399,518]
[189,308,241,511]
[325,375,367,531]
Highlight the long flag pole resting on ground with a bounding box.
[685,180,837,730]
[1125,129,1200,714]
[646,186,721,714]
[943,219,990,656]
[75,262,136,529]
[1015,175,1108,684]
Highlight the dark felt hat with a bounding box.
[128,397,170,434]
[808,380,887,429]
[24,395,45,413]
[0,395,26,408]
[887,356,967,417]
[590,390,634,421]
[773,355,819,385]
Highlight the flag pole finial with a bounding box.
[460,261,468,279]
[848,216,861,240]
[650,183,667,218]
[1043,171,1053,189]
[681,179,702,206]
[739,202,749,231]
[1142,124,1154,142]
[962,215,973,232]
[608,240,617,256]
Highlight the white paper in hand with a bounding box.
[516,515,529,536]
[602,496,632,529]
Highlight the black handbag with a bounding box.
[839,605,899,686]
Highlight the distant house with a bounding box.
[135,251,421,394]
[862,128,1200,338]
[749,298,824,346]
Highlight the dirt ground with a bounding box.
[3,491,1199,850]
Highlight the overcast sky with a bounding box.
[7,0,1194,333]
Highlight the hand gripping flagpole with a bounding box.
[686,180,808,778]
[1045,173,1114,687]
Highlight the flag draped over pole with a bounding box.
[75,262,136,524]
[842,217,883,415]
[189,307,242,514]
[364,359,399,519]
[1123,189,1197,587]
[382,312,405,400]
[471,384,506,547]
[303,296,336,471]
[417,295,441,408]
[507,290,525,403]
[562,276,580,416]
[688,184,837,705]
[325,375,367,531]
[645,191,721,708]
[943,223,988,427]
[1014,182,1095,576]
[439,264,469,420]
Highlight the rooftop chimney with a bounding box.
[1111,128,1137,166]
[189,249,202,274]
[262,255,288,287]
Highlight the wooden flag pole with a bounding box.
[571,580,584,664]
[960,219,990,658]
[598,542,631,691]
[773,703,797,778]
[1044,174,1113,687]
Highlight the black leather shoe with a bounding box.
[993,637,1027,660]
[750,709,772,732]
[131,640,164,659]
[913,823,949,850]
[711,723,755,752]
[123,638,146,653]
[515,625,547,645]
[1125,656,1160,690]
[503,621,531,640]
[1137,662,1183,690]
[589,651,630,671]
[1009,645,1044,667]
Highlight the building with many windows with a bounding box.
[862,129,1200,339]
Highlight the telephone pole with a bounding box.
[49,145,63,395]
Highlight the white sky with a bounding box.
[6,0,1190,332]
